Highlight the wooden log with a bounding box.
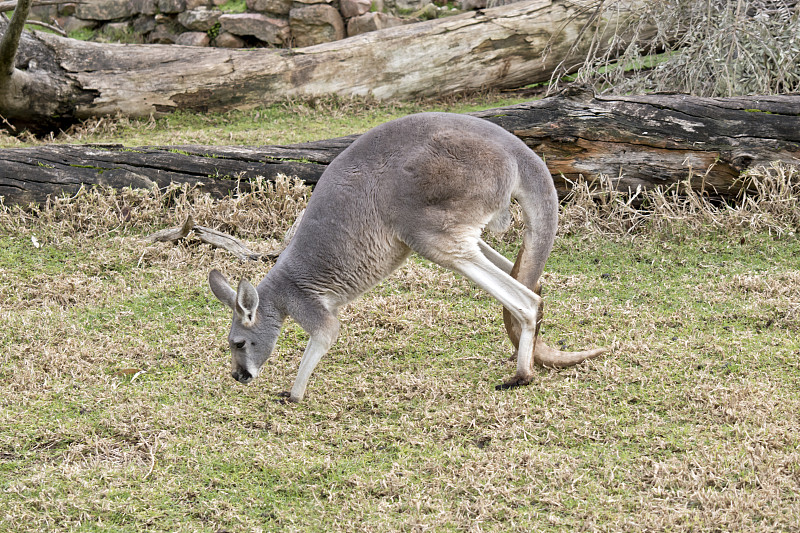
[0,1,69,11]
[0,0,651,133]
[475,89,800,196]
[1,91,798,206]
[0,140,347,205]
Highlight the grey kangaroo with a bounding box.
[209,112,606,402]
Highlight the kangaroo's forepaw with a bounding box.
[275,391,302,404]
[280,390,303,403]
[495,375,533,391]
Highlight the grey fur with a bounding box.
[209,112,567,402]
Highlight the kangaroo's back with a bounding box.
[273,113,552,301]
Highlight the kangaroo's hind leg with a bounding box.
[479,239,526,361]
[446,246,544,388]
[478,239,513,274]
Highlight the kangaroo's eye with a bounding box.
[233,340,246,350]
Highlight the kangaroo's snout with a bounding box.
[231,367,254,384]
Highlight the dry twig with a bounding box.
[143,212,301,261]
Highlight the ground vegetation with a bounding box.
[1,158,798,531]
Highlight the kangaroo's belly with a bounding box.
[282,198,412,308]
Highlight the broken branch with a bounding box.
[0,1,72,11]
[144,215,296,262]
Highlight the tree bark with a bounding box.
[1,90,798,206]
[0,0,650,133]
[481,89,800,197]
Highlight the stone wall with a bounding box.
[29,0,491,48]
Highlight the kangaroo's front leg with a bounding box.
[287,338,331,402]
[288,317,340,403]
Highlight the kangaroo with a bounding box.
[209,112,607,402]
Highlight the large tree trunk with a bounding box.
[0,0,649,133]
[2,91,798,206]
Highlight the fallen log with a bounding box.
[1,90,798,206]
[0,0,651,133]
[0,140,351,205]
[484,89,800,196]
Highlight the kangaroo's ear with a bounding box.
[236,278,259,327]
[209,269,236,310]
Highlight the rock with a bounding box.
[132,15,157,34]
[185,0,211,8]
[460,0,486,9]
[76,0,136,20]
[58,16,98,34]
[214,31,246,47]
[411,3,438,20]
[346,12,404,36]
[393,0,427,11]
[149,23,179,43]
[340,0,372,18]
[30,4,58,21]
[57,3,78,17]
[219,13,290,45]
[247,0,293,16]
[289,5,345,47]
[176,31,212,46]
[104,21,131,33]
[178,8,222,31]
[486,0,522,6]
[158,0,186,14]
[130,0,158,15]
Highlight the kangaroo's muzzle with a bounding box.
[231,366,254,384]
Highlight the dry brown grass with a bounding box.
[2,173,309,243]
[552,0,800,96]
[558,162,800,237]
[1,164,799,531]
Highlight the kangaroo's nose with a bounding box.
[232,367,253,384]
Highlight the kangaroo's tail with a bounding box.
[504,155,608,368]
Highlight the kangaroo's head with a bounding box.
[208,269,284,384]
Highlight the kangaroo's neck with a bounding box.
[259,256,334,315]
[257,263,295,310]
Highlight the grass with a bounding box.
[68,27,96,41]
[218,0,248,14]
[1,157,798,530]
[0,93,531,148]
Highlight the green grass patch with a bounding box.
[68,27,96,41]
[0,93,531,148]
[218,0,247,14]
